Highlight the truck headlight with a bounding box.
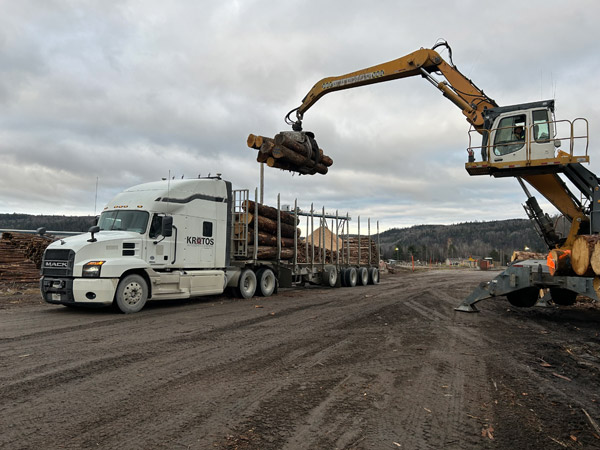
[82,261,105,278]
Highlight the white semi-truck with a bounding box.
[39,175,380,313]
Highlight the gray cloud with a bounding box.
[1,0,598,231]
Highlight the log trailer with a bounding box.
[283,40,599,311]
[39,176,380,313]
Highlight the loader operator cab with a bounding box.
[484,101,556,164]
[466,99,589,176]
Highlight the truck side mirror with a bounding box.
[161,216,173,237]
[554,139,562,148]
[37,227,47,236]
[88,225,100,243]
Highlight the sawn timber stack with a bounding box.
[247,131,333,175]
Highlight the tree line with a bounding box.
[377,219,546,263]
[0,213,96,232]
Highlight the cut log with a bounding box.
[274,132,333,166]
[248,213,300,239]
[247,134,274,150]
[266,157,319,175]
[244,200,299,226]
[571,235,600,276]
[590,240,600,275]
[248,230,296,248]
[259,140,275,155]
[248,245,294,260]
[547,249,572,276]
[271,146,328,175]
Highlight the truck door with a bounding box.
[147,214,173,266]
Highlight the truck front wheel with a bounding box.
[115,274,148,313]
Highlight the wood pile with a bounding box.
[570,235,600,276]
[547,249,572,276]
[0,232,55,284]
[511,251,546,262]
[238,201,379,265]
[345,237,380,266]
[242,200,300,260]
[247,131,333,175]
[546,235,600,277]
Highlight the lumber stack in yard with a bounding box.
[0,232,54,284]
[247,132,333,175]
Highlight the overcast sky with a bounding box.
[1,0,599,232]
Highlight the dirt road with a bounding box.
[1,269,600,449]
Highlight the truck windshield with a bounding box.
[98,210,150,234]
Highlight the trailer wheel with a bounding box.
[115,274,148,314]
[256,268,276,297]
[358,267,369,286]
[323,267,338,287]
[550,288,577,306]
[238,269,257,299]
[368,267,380,285]
[344,267,357,287]
[506,287,538,308]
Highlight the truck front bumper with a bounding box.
[41,277,118,307]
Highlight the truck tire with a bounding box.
[344,267,357,287]
[238,269,257,299]
[368,267,380,285]
[115,274,148,314]
[506,287,538,308]
[357,267,369,286]
[323,267,338,287]
[550,288,577,306]
[256,267,276,297]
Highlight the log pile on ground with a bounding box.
[247,131,333,175]
[0,232,55,284]
[511,250,546,262]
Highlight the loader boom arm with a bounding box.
[288,42,498,132]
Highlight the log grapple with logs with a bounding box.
[247,131,333,175]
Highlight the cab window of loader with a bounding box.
[533,109,550,141]
[493,114,526,156]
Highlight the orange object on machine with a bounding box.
[547,249,571,276]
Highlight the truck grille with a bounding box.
[41,249,75,277]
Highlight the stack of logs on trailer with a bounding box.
[247,131,333,175]
[241,200,378,265]
[0,232,54,284]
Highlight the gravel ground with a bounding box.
[1,269,600,449]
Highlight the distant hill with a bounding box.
[0,214,96,233]
[378,219,546,263]
[1,213,545,264]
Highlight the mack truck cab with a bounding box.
[40,176,233,313]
